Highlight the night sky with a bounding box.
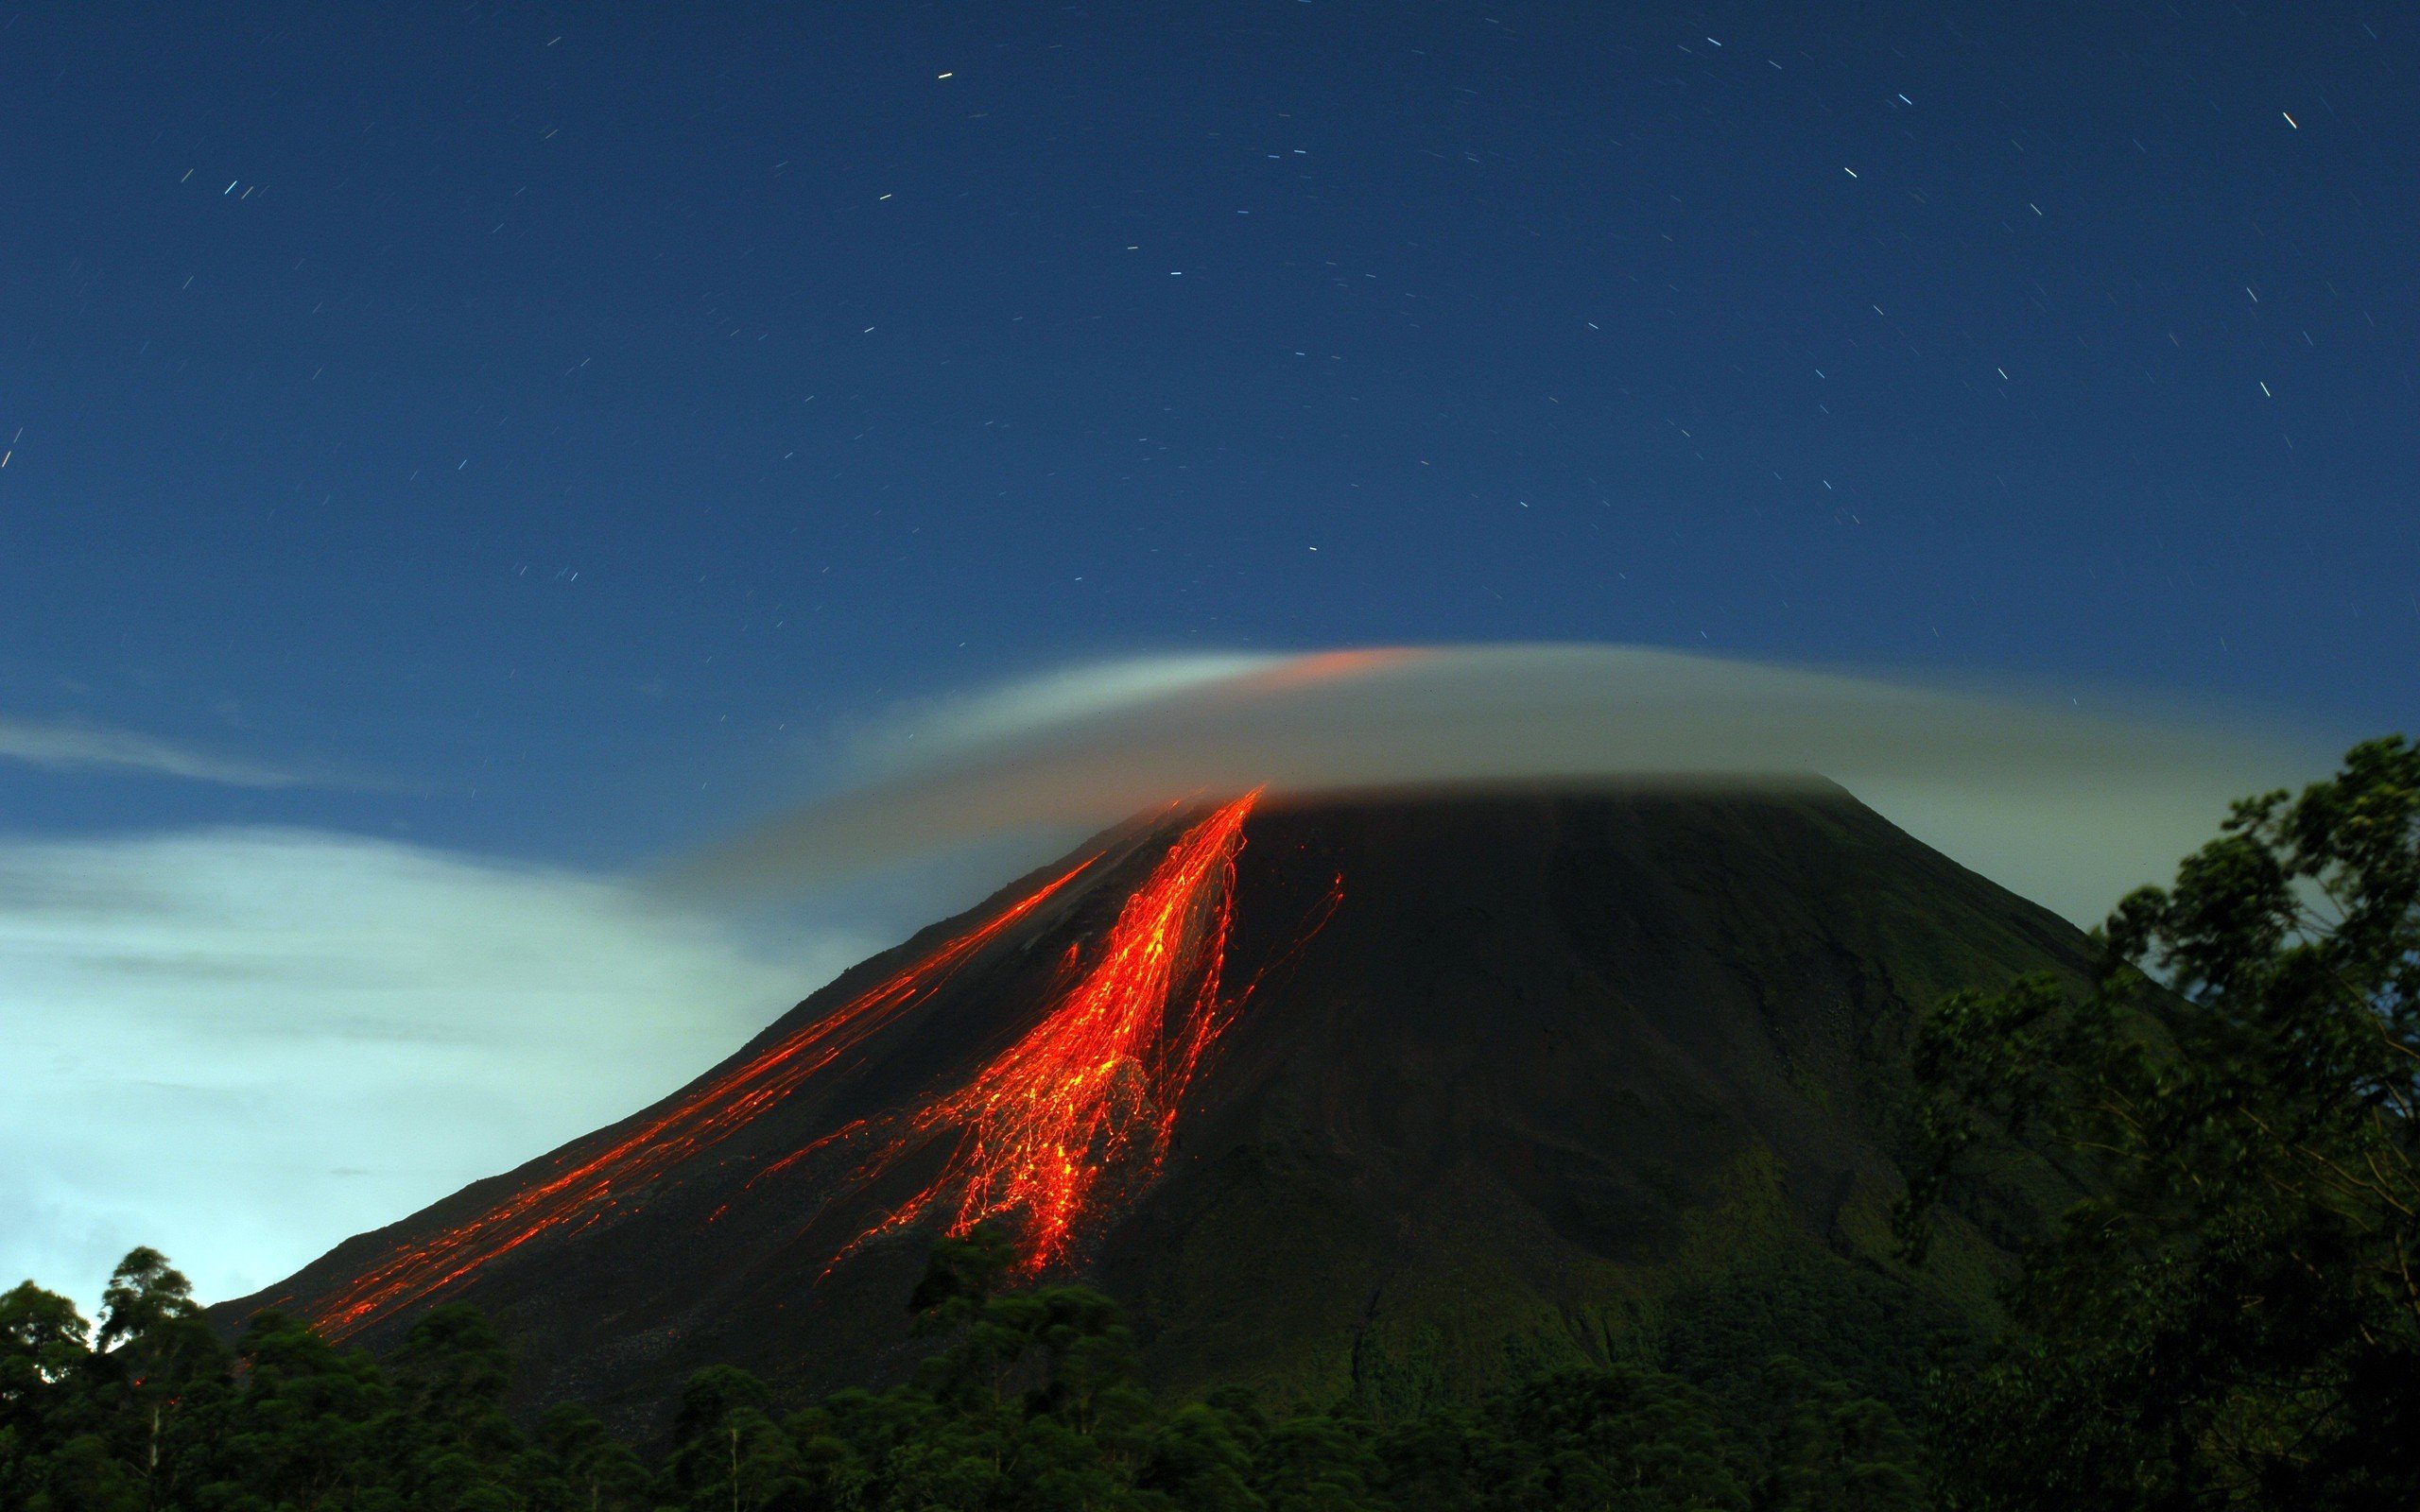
[1,4,2413,1301]
[6,2,2411,860]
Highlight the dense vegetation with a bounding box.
[1,1233,1921,1511]
[4,736,2411,1510]
[1896,734,2420,1508]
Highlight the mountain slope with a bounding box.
[219,785,2090,1428]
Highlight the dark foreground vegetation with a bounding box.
[5,737,2414,1511]
[0,1237,1924,1512]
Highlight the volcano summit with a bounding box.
[222,787,2086,1427]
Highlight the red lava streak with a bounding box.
[303,857,1092,1338]
[856,792,1259,1270]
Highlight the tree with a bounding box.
[666,1365,803,1511]
[4,1235,1935,1510]
[198,1308,395,1508]
[387,1303,524,1508]
[522,1403,655,1512]
[62,1248,228,1512]
[1484,1366,1751,1511]
[1,1284,99,1510]
[0,1283,92,1450]
[1739,1355,1924,1512]
[1901,735,2420,1509]
[1134,1392,1262,1512]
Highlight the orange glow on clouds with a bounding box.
[1225,646,1426,695]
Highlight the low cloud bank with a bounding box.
[0,714,326,788]
[695,644,2314,927]
[0,830,870,1310]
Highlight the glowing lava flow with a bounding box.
[854,792,1258,1270]
[304,858,1091,1338]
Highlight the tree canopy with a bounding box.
[1900,734,2420,1509]
[1,1234,1923,1511]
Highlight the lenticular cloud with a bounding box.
[687,644,2309,925]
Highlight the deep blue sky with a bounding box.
[4,1,2411,866]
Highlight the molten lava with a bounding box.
[306,793,1270,1336]
[855,792,1259,1269]
[304,857,1091,1338]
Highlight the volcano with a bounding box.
[220,786,2088,1427]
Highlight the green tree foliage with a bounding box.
[1901,735,2420,1509]
[523,1402,654,1512]
[0,1237,1922,1509]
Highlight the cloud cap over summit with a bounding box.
[693,644,2307,925]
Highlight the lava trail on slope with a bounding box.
[841,791,1260,1270]
[304,856,1094,1339]
[306,794,1277,1336]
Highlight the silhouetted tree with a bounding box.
[1902,735,2420,1509]
[3,1239,1933,1511]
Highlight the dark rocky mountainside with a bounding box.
[218,785,2089,1431]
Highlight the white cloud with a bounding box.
[0,829,869,1312]
[695,644,2320,927]
[877,654,1278,755]
[0,714,319,787]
